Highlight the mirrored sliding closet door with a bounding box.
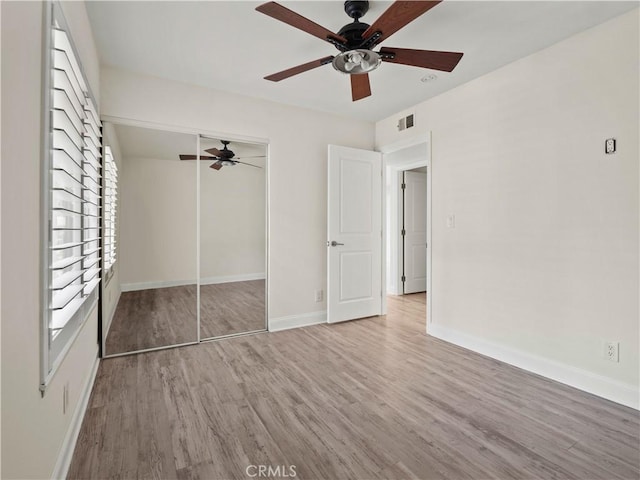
[102,123,198,356]
[198,136,267,340]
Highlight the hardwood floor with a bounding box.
[105,281,266,355]
[71,293,639,479]
[200,280,265,339]
[105,285,198,355]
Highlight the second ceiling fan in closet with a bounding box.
[179,140,264,170]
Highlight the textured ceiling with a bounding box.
[88,1,637,122]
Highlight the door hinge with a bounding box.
[401,183,406,190]
[401,275,406,282]
[401,228,406,236]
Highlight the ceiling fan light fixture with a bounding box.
[221,160,235,166]
[332,49,381,75]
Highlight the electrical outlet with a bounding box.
[605,341,619,362]
[315,290,323,303]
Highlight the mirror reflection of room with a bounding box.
[197,136,267,339]
[103,123,198,355]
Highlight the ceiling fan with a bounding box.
[256,0,464,102]
[179,140,264,170]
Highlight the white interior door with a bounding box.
[327,145,382,323]
[403,170,427,294]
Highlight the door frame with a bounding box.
[380,133,432,330]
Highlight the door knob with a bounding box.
[328,240,344,247]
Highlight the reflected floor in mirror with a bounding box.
[105,285,198,354]
[105,280,265,355]
[200,279,265,339]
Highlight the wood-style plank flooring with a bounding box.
[105,285,198,355]
[105,281,265,355]
[200,280,265,339]
[71,293,639,479]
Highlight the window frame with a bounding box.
[40,2,102,393]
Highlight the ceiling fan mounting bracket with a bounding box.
[344,1,369,20]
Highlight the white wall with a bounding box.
[200,155,266,282]
[119,154,198,288]
[101,123,123,338]
[1,2,102,478]
[376,10,639,407]
[118,149,266,289]
[101,67,375,320]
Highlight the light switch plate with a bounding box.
[446,215,456,228]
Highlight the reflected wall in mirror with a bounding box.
[198,136,267,339]
[103,122,198,355]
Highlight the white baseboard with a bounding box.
[121,273,265,292]
[269,311,327,332]
[200,273,265,286]
[121,279,193,292]
[51,355,100,480]
[428,323,639,410]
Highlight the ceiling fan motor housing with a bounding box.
[219,140,235,158]
[337,21,371,49]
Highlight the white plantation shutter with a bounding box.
[43,5,102,388]
[104,146,118,273]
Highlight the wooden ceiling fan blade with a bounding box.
[380,47,463,72]
[204,147,222,156]
[210,162,223,170]
[235,155,266,160]
[265,56,334,82]
[179,154,217,160]
[363,1,441,44]
[256,2,347,44]
[351,73,371,102]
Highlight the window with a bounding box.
[103,146,118,276]
[42,3,102,390]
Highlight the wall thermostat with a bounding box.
[605,138,616,154]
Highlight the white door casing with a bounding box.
[403,170,427,294]
[327,145,382,323]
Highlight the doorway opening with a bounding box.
[382,137,431,331]
[400,168,427,295]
